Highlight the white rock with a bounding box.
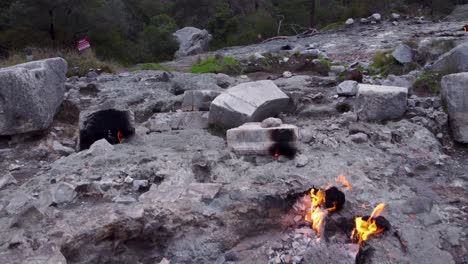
[52,182,77,204]
[441,73,468,143]
[330,65,346,74]
[282,71,293,78]
[0,173,17,189]
[355,84,408,122]
[261,117,283,128]
[124,176,134,184]
[173,27,212,58]
[370,13,382,21]
[87,139,114,155]
[349,133,369,143]
[133,180,149,191]
[391,13,401,20]
[360,18,369,24]
[345,18,355,25]
[392,44,413,64]
[52,141,75,156]
[254,53,265,59]
[209,80,290,129]
[337,81,359,96]
[295,155,309,167]
[392,21,399,26]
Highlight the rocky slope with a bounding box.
[0,16,467,264]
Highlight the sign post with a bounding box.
[76,37,91,52]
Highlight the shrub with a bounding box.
[369,51,418,76]
[189,56,242,74]
[130,63,172,72]
[412,71,442,95]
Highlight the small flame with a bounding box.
[336,175,351,190]
[464,25,468,32]
[351,203,386,245]
[305,188,328,237]
[117,130,123,144]
[274,149,279,158]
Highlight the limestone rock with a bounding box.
[345,18,355,25]
[181,90,222,111]
[227,122,298,156]
[337,81,359,96]
[392,44,413,64]
[0,58,67,135]
[209,80,290,129]
[441,73,468,143]
[428,42,468,73]
[261,117,283,128]
[144,111,209,132]
[173,27,212,58]
[355,84,408,122]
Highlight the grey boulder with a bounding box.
[337,80,359,96]
[355,84,408,122]
[174,27,212,58]
[392,44,413,64]
[427,42,468,73]
[0,58,67,135]
[209,80,290,129]
[441,73,468,143]
[181,90,222,111]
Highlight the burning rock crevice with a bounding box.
[78,109,135,150]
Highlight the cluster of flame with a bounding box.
[351,203,386,245]
[117,131,123,144]
[303,175,387,246]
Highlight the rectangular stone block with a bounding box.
[227,123,298,156]
[441,73,468,143]
[355,84,408,122]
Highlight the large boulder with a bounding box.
[0,58,67,135]
[355,84,408,122]
[173,27,212,58]
[209,80,290,129]
[427,42,468,73]
[441,73,468,143]
[181,90,222,111]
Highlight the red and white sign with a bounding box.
[76,37,91,52]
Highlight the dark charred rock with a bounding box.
[325,186,346,211]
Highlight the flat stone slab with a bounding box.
[227,122,298,156]
[209,80,290,129]
[441,73,468,143]
[355,84,408,122]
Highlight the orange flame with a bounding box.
[336,175,351,190]
[274,149,279,158]
[304,188,328,237]
[117,130,123,144]
[351,203,386,245]
[464,25,468,32]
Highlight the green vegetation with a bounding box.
[189,56,241,74]
[0,0,460,66]
[320,22,344,32]
[369,51,419,77]
[413,71,442,95]
[0,48,121,77]
[131,63,172,72]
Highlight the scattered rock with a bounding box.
[295,155,309,167]
[282,71,293,78]
[345,18,355,25]
[51,182,77,205]
[86,71,98,79]
[428,42,468,73]
[330,65,346,74]
[261,117,283,128]
[392,44,413,64]
[144,111,209,132]
[87,139,114,155]
[0,173,17,190]
[173,27,212,58]
[52,141,75,156]
[391,13,401,20]
[370,13,382,22]
[0,58,67,135]
[181,90,222,111]
[337,81,359,96]
[355,84,408,122]
[441,73,468,143]
[133,180,149,191]
[349,132,369,143]
[209,80,290,129]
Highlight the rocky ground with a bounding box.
[0,16,467,264]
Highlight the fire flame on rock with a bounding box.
[304,188,331,237]
[117,130,123,144]
[336,175,351,190]
[351,203,386,245]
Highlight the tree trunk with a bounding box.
[309,0,316,28]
